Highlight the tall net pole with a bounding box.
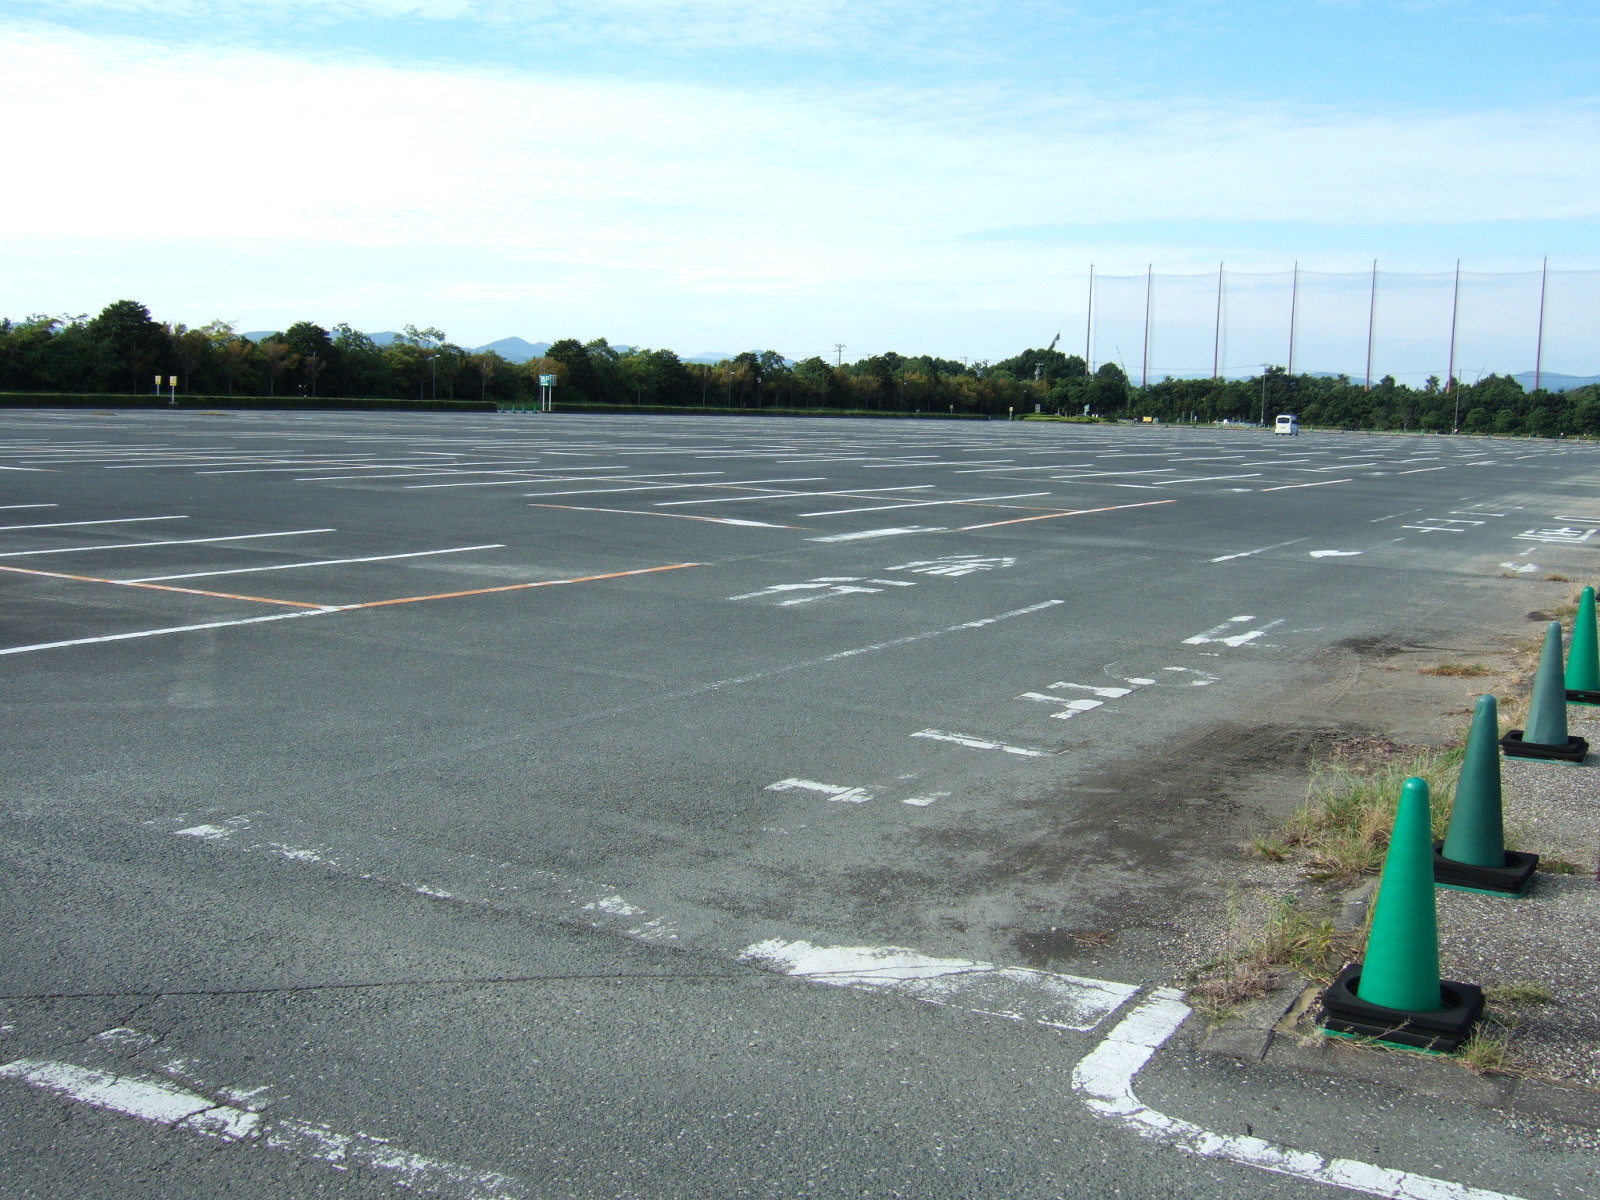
[1084,264,1095,373]
[1535,256,1549,392]
[1364,260,1378,391]
[1287,262,1299,377]
[1141,263,1152,389]
[1212,263,1224,380]
[1447,259,1461,395]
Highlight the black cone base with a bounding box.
[1433,842,1539,896]
[1565,687,1600,706]
[1500,730,1589,762]
[1317,964,1485,1052]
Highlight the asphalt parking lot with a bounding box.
[3,409,1598,1199]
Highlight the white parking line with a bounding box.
[0,609,337,656]
[807,526,948,543]
[1211,538,1309,563]
[120,545,506,583]
[658,485,935,508]
[0,503,57,510]
[0,515,188,532]
[0,528,336,560]
[1072,990,1525,1200]
[1258,479,1352,491]
[802,492,1051,517]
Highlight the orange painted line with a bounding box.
[958,498,1179,531]
[0,564,327,609]
[338,562,702,610]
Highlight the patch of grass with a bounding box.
[1487,982,1554,1006]
[1419,662,1494,677]
[1186,958,1276,1020]
[1546,573,1573,583]
[1266,749,1462,882]
[1250,835,1293,862]
[1456,1025,1516,1075]
[1540,859,1581,875]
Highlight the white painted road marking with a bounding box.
[741,939,1137,1032]
[1308,550,1363,558]
[0,528,337,559]
[766,778,873,803]
[807,526,948,543]
[800,491,1051,517]
[0,609,339,656]
[887,555,1016,577]
[1183,616,1282,647]
[911,730,1050,756]
[0,1056,529,1199]
[1073,990,1526,1200]
[120,544,506,583]
[1258,478,1353,491]
[1515,526,1595,544]
[1211,538,1309,562]
[0,514,188,532]
[1499,562,1538,574]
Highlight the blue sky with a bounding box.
[3,1,1597,379]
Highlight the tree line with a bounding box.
[2,300,1595,437]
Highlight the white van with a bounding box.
[1274,414,1299,436]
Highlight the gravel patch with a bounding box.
[1437,707,1600,1090]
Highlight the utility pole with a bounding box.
[835,343,845,368]
[1261,364,1270,427]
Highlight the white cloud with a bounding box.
[2,19,1597,363]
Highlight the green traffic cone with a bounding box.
[1523,622,1570,747]
[1566,586,1599,699]
[1357,777,1443,1013]
[1441,696,1504,868]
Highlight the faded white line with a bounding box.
[1309,550,1362,558]
[911,729,1050,757]
[0,1057,528,1199]
[1211,537,1309,563]
[1072,990,1526,1200]
[808,526,948,543]
[121,544,506,583]
[0,529,337,560]
[0,503,57,510]
[1398,466,1450,475]
[742,939,1136,1032]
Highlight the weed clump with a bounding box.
[1261,749,1462,882]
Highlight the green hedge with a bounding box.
[0,393,496,413]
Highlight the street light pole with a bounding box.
[1260,364,1270,427]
